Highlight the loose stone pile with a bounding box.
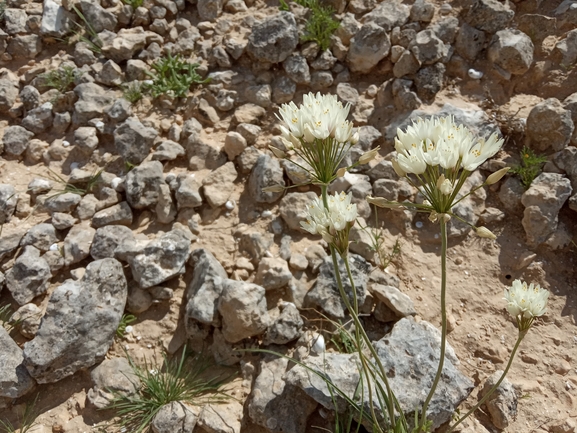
[0,0,576,431]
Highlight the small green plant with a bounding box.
[510,146,548,189]
[293,0,340,51]
[330,321,357,354]
[0,0,6,21]
[71,5,103,53]
[0,303,16,331]
[107,348,229,433]
[42,65,81,93]
[0,394,40,433]
[45,168,103,198]
[121,0,143,8]
[116,313,137,339]
[122,81,147,104]
[147,52,210,99]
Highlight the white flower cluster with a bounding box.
[300,192,357,242]
[504,279,549,322]
[394,116,504,175]
[277,92,359,147]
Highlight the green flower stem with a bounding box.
[419,218,448,431]
[446,331,526,433]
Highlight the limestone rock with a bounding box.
[247,12,299,64]
[6,246,51,305]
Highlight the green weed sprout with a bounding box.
[42,65,82,93]
[292,0,340,51]
[121,0,143,9]
[510,145,548,189]
[44,168,103,198]
[71,5,103,53]
[147,53,210,99]
[116,313,137,339]
[122,81,148,104]
[107,348,229,433]
[0,394,40,433]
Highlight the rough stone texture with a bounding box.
[223,132,247,160]
[0,184,17,224]
[247,12,299,64]
[130,228,192,288]
[197,401,243,433]
[409,29,446,65]
[0,326,35,399]
[305,254,370,319]
[279,191,318,231]
[63,225,96,266]
[92,202,133,227]
[197,0,223,21]
[41,0,73,37]
[0,231,25,262]
[555,29,577,67]
[114,117,159,165]
[521,173,572,247]
[3,125,34,157]
[249,355,317,433]
[80,0,117,32]
[175,174,203,208]
[73,83,115,125]
[455,23,485,61]
[21,224,57,252]
[248,154,285,203]
[361,0,410,32]
[237,229,273,261]
[283,54,311,85]
[478,370,518,430]
[415,63,445,102]
[287,318,473,430]
[23,258,127,384]
[526,98,574,152]
[185,249,228,330]
[254,257,292,290]
[347,23,391,74]
[499,176,525,213]
[0,79,19,114]
[11,303,42,339]
[265,302,303,345]
[152,402,198,433]
[202,161,238,208]
[464,0,514,34]
[87,357,139,409]
[125,161,164,209]
[90,225,135,260]
[218,279,271,343]
[488,29,534,76]
[6,246,51,305]
[22,103,53,134]
[370,284,416,318]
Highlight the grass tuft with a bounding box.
[0,394,40,433]
[147,52,210,99]
[107,347,230,433]
[116,313,137,339]
[122,81,147,104]
[289,0,340,51]
[42,65,82,94]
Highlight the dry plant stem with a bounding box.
[320,185,400,430]
[419,218,448,431]
[446,331,526,433]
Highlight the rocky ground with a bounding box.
[0,0,576,431]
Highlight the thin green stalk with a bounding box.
[419,218,448,431]
[446,331,525,433]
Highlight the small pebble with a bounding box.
[62,140,70,147]
[415,221,423,229]
[124,325,133,334]
[165,173,176,183]
[225,200,236,210]
[311,334,325,354]
[70,162,80,170]
[261,210,272,218]
[111,177,124,191]
[468,69,483,79]
[49,243,59,251]
[144,79,153,85]
[95,121,105,132]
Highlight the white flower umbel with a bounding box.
[274,92,363,186]
[504,279,549,331]
[301,191,357,255]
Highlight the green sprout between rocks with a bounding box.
[106,348,230,433]
[0,394,40,433]
[292,0,340,51]
[70,5,103,53]
[510,145,548,189]
[121,0,143,9]
[146,53,210,99]
[122,81,147,104]
[116,313,137,339]
[44,168,103,198]
[0,303,18,332]
[42,65,82,94]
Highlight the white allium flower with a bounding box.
[277,92,357,144]
[504,279,549,330]
[461,132,504,171]
[300,192,357,249]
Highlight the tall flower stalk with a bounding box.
[269,94,546,432]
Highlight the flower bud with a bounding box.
[476,226,496,240]
[269,146,286,159]
[358,146,380,165]
[436,174,453,195]
[336,167,347,178]
[262,184,285,193]
[486,167,510,185]
[392,158,407,178]
[350,131,360,145]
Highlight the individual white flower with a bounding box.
[396,147,427,174]
[461,132,504,171]
[436,174,453,195]
[504,279,549,330]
